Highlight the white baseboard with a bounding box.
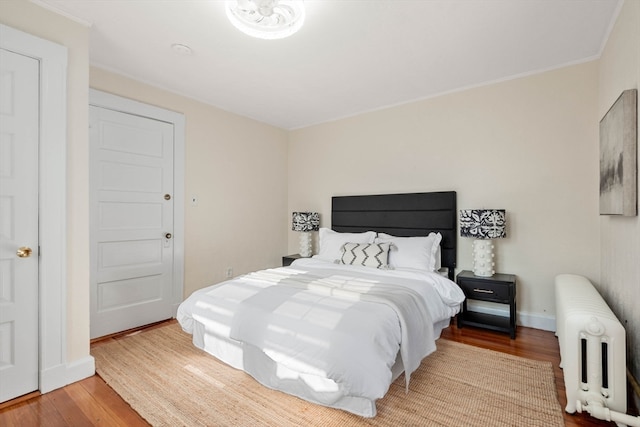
[66,355,96,385]
[39,356,95,394]
[39,363,67,394]
[518,311,556,332]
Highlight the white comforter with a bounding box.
[177,257,464,417]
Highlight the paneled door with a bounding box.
[89,106,175,338]
[0,49,40,402]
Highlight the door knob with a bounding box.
[165,233,172,239]
[16,247,33,258]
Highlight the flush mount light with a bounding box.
[225,0,305,40]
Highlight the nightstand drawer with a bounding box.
[458,280,510,302]
[456,270,517,339]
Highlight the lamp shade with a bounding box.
[292,212,320,232]
[460,209,506,239]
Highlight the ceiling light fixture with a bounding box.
[225,0,305,40]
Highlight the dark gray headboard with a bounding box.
[331,191,457,280]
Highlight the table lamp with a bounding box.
[460,209,506,277]
[292,212,320,257]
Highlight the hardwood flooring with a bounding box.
[440,323,638,426]
[1,320,636,426]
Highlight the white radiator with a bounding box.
[555,274,639,427]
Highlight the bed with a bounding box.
[177,191,465,417]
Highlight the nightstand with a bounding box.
[456,270,517,339]
[282,254,302,266]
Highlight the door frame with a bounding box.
[89,89,185,317]
[0,24,70,393]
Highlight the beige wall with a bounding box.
[90,68,289,297]
[2,0,288,375]
[0,0,90,362]
[289,61,600,330]
[598,0,640,389]
[4,0,637,398]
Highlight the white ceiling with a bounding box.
[36,0,621,130]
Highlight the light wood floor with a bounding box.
[1,320,636,426]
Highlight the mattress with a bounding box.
[177,257,464,417]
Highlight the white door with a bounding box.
[0,49,40,402]
[90,106,175,338]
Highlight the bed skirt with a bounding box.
[187,318,451,417]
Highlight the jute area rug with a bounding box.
[92,323,565,427]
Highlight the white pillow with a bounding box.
[375,232,442,271]
[434,244,442,271]
[339,242,393,269]
[317,228,376,261]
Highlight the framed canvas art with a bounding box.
[599,89,637,216]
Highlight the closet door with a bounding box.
[0,48,40,403]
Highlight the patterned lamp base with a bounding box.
[472,239,495,277]
[299,232,312,257]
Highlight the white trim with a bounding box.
[88,88,186,316]
[64,356,96,388]
[40,355,94,394]
[29,0,93,27]
[596,0,625,57]
[0,24,71,392]
[517,311,556,332]
[296,55,602,130]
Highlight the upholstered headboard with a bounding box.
[331,191,457,280]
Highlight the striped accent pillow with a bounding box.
[339,242,393,269]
